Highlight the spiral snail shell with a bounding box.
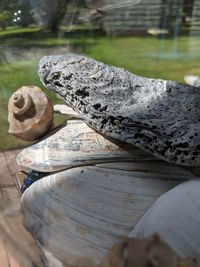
[8,85,54,141]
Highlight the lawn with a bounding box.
[0,27,200,149]
[0,26,43,37]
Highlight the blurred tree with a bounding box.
[0,0,34,29]
[159,0,195,35]
[0,11,11,30]
[37,0,94,34]
[182,0,194,25]
[40,0,72,34]
[17,1,35,27]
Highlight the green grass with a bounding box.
[1,28,200,149]
[1,36,89,47]
[83,36,200,81]
[0,24,96,37]
[0,26,43,37]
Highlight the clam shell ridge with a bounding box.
[39,54,200,166]
[17,120,155,173]
[21,163,193,266]
[8,86,54,141]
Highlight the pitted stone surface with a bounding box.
[39,54,200,166]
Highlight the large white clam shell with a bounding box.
[129,179,200,265]
[17,120,155,172]
[21,163,196,266]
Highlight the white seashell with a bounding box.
[21,163,196,266]
[17,120,156,172]
[184,75,200,87]
[54,104,81,118]
[129,180,200,265]
[8,86,54,141]
[184,75,198,86]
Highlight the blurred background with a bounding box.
[0,0,200,149]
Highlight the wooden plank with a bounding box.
[0,186,20,210]
[0,187,45,267]
[0,241,10,267]
[0,241,21,267]
[0,152,14,186]
[4,150,21,177]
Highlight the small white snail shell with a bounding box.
[8,86,54,141]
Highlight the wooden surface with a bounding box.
[0,149,22,266]
[0,240,21,267]
[0,149,45,267]
[0,149,21,187]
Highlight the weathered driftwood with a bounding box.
[21,161,196,266]
[39,54,200,166]
[129,179,200,265]
[17,120,155,172]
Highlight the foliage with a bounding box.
[0,27,43,37]
[0,11,11,30]
[36,0,72,34]
[0,0,89,33]
[0,0,34,29]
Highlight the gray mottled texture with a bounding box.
[39,54,200,166]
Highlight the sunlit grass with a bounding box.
[0,24,96,37]
[0,26,43,37]
[83,36,200,81]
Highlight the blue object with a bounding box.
[20,169,46,193]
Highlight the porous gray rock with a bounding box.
[39,54,200,166]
